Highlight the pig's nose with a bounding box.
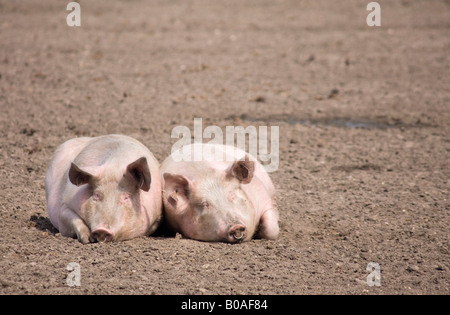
[91,228,114,242]
[228,224,246,242]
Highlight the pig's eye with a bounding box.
[201,201,210,209]
[120,194,132,204]
[92,191,103,201]
[228,192,237,202]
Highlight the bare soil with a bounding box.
[0,0,449,294]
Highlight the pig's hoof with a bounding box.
[77,233,91,244]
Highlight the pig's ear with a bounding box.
[229,157,255,184]
[126,157,152,192]
[69,163,94,186]
[163,173,190,209]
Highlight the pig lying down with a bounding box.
[161,143,279,243]
[45,135,162,243]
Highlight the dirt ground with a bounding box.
[0,0,449,295]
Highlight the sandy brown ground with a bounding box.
[0,0,449,295]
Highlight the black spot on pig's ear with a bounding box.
[126,157,151,192]
[163,173,191,213]
[69,163,94,186]
[163,173,190,200]
[230,157,254,184]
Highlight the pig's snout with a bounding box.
[227,224,246,243]
[91,227,114,243]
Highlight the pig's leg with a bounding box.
[59,206,92,244]
[257,208,279,240]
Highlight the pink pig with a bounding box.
[161,143,279,243]
[45,134,162,243]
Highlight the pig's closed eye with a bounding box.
[92,191,103,201]
[120,194,132,204]
[228,192,237,202]
[201,201,210,210]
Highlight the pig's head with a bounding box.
[68,157,151,242]
[163,159,257,243]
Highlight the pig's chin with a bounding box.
[187,229,222,242]
[185,222,227,242]
[188,222,246,243]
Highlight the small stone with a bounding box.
[406,265,420,273]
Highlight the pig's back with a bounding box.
[163,143,275,197]
[211,144,276,198]
[73,135,157,172]
[45,137,94,229]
